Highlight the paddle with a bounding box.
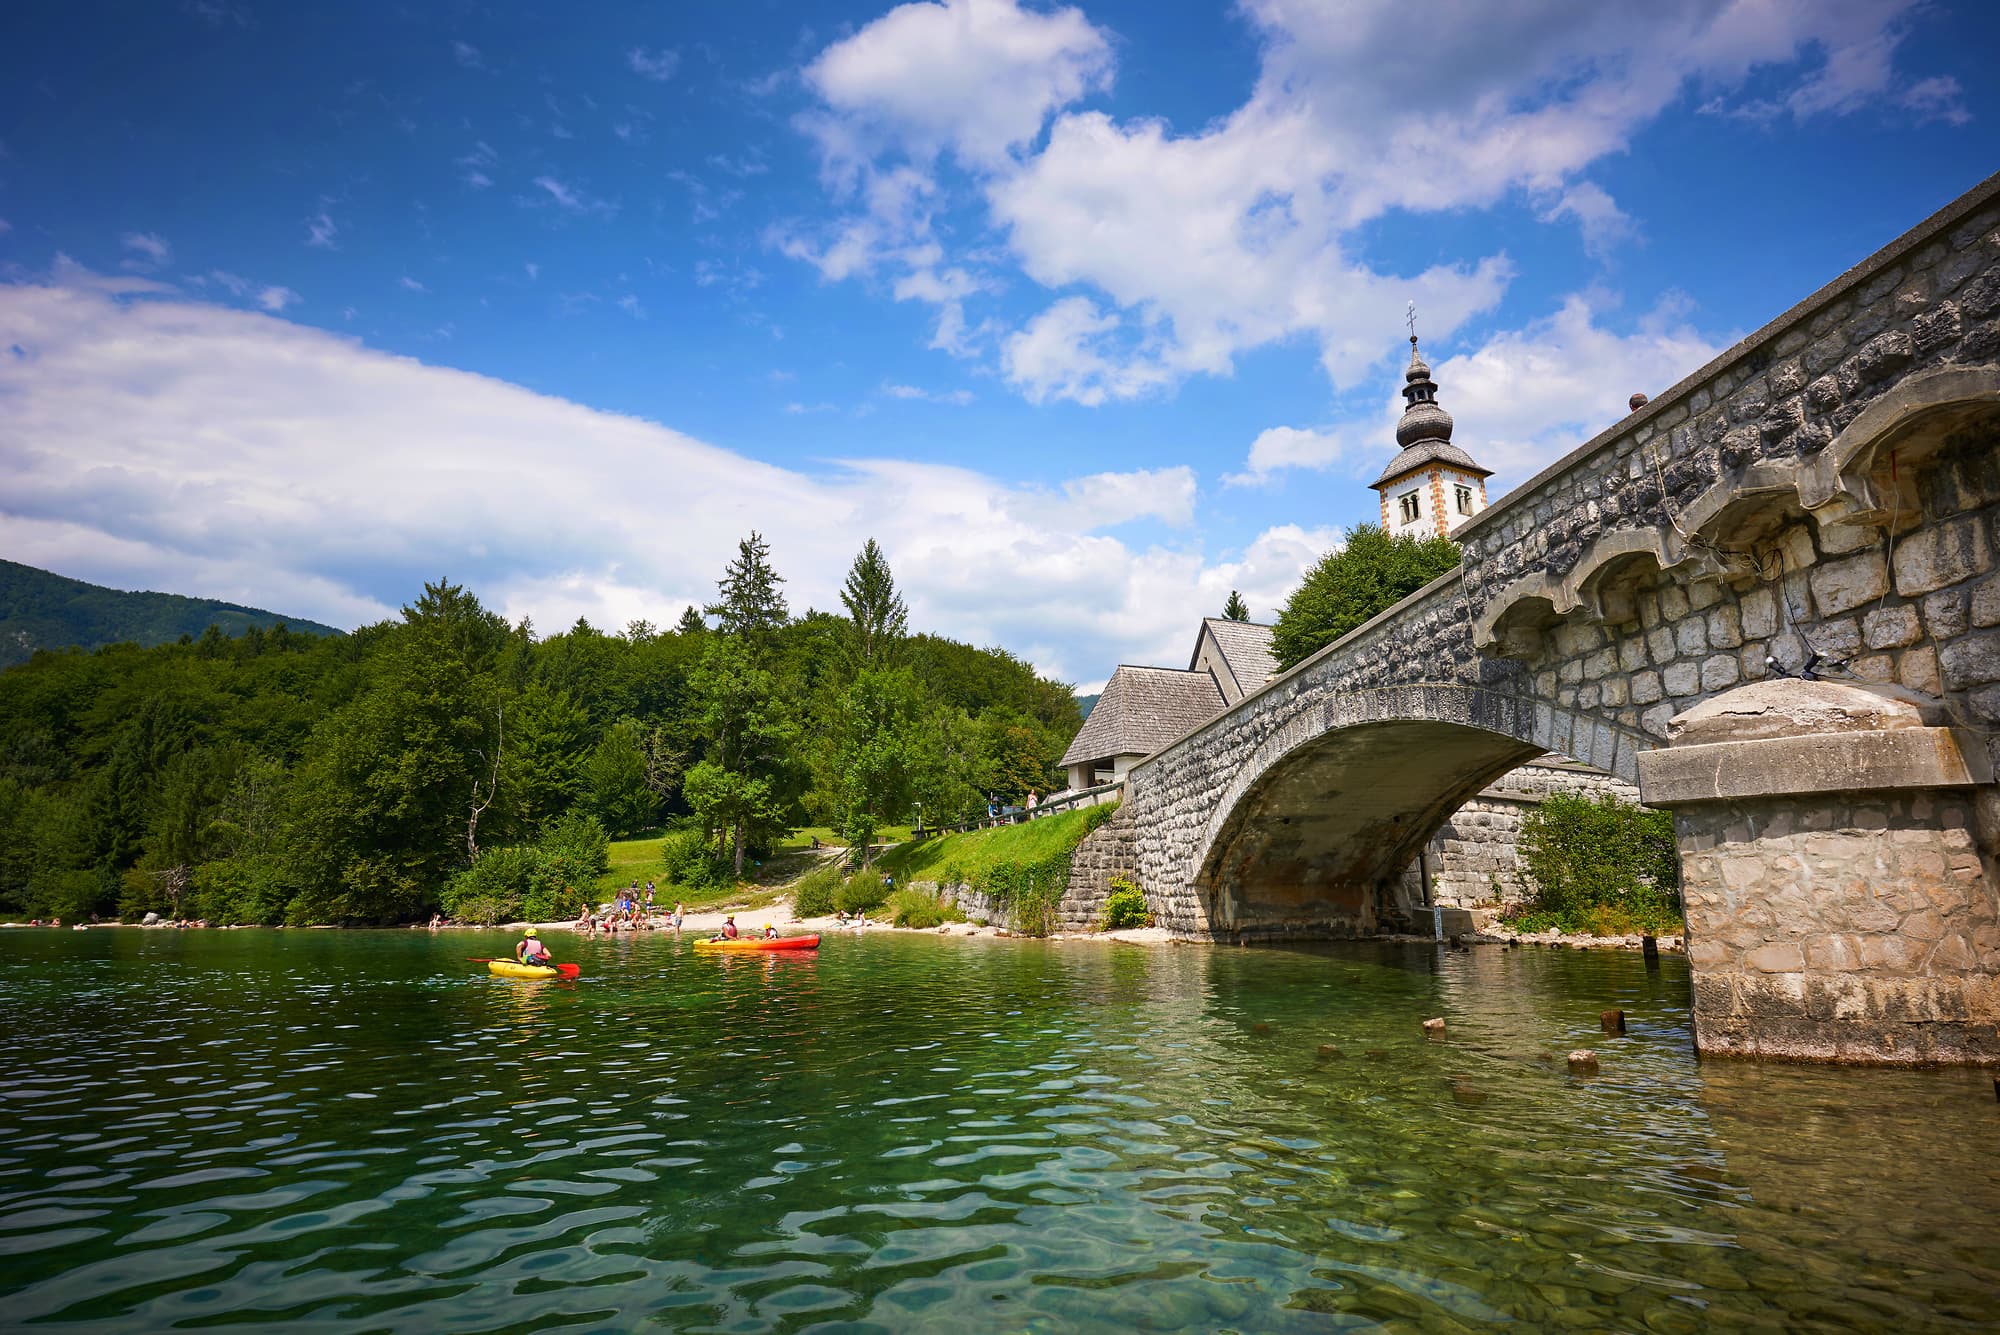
[466,957,582,979]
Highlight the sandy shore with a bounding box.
[10,903,1670,952]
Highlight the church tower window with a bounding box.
[1399,492,1420,524]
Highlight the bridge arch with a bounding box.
[1186,685,1650,938]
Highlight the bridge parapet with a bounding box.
[1459,175,2000,762]
[1130,173,2000,1015]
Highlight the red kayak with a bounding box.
[693,933,821,952]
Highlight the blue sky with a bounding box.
[2,0,1996,689]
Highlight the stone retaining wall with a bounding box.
[1057,802,1137,932]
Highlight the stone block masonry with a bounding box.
[1640,680,1999,1065]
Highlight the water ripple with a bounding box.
[2,929,1998,1331]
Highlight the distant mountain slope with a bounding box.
[1075,692,1100,720]
[0,559,343,667]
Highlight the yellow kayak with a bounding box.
[485,960,579,979]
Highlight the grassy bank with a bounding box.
[856,805,1118,933]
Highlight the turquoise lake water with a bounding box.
[1,928,1996,1332]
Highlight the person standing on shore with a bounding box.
[671,901,684,931]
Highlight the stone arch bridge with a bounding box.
[1124,174,2000,1062]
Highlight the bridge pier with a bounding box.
[1638,679,2000,1065]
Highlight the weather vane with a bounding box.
[1406,300,1417,343]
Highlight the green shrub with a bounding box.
[790,862,843,918]
[1516,793,1682,936]
[188,856,289,925]
[836,871,890,915]
[35,868,112,920]
[442,845,541,924]
[660,826,731,891]
[885,887,964,928]
[1100,876,1148,929]
[525,812,609,920]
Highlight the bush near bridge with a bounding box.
[1505,793,1682,936]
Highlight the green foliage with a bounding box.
[526,811,609,920]
[705,531,789,645]
[440,814,609,925]
[1512,793,1682,935]
[580,718,659,836]
[832,871,888,915]
[1270,524,1462,672]
[885,887,964,928]
[659,826,732,891]
[1221,590,1250,622]
[187,856,289,925]
[839,538,908,666]
[0,557,341,669]
[0,547,1082,926]
[1101,875,1149,929]
[441,845,542,925]
[789,861,843,917]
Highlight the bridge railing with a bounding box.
[928,781,1124,834]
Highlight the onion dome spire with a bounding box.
[1396,333,1454,448]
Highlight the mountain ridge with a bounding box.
[0,559,344,667]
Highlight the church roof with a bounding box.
[1371,438,1493,486]
[1372,333,1492,486]
[1059,665,1224,768]
[1189,617,1279,696]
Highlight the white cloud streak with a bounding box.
[0,275,1334,684]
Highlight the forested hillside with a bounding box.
[0,559,343,668]
[0,537,1080,925]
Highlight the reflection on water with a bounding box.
[1,928,1996,1332]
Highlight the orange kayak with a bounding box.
[693,934,821,952]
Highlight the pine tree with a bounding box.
[705,532,788,648]
[1222,590,1250,622]
[674,605,705,635]
[839,538,909,665]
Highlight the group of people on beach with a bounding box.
[574,882,684,936]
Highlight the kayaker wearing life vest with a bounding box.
[716,915,739,940]
[516,927,553,967]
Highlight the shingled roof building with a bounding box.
[1060,621,1278,792]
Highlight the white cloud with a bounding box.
[803,0,1112,170]
[531,175,616,216]
[120,232,172,270]
[457,141,497,189]
[525,262,540,281]
[257,286,300,312]
[1537,181,1634,256]
[616,293,644,318]
[1225,426,1359,488]
[0,275,1340,683]
[452,41,484,70]
[1001,296,1176,406]
[400,276,427,293]
[305,210,339,249]
[883,382,973,405]
[0,218,10,237]
[627,46,681,82]
[785,0,1953,407]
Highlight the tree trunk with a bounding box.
[732,821,746,877]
